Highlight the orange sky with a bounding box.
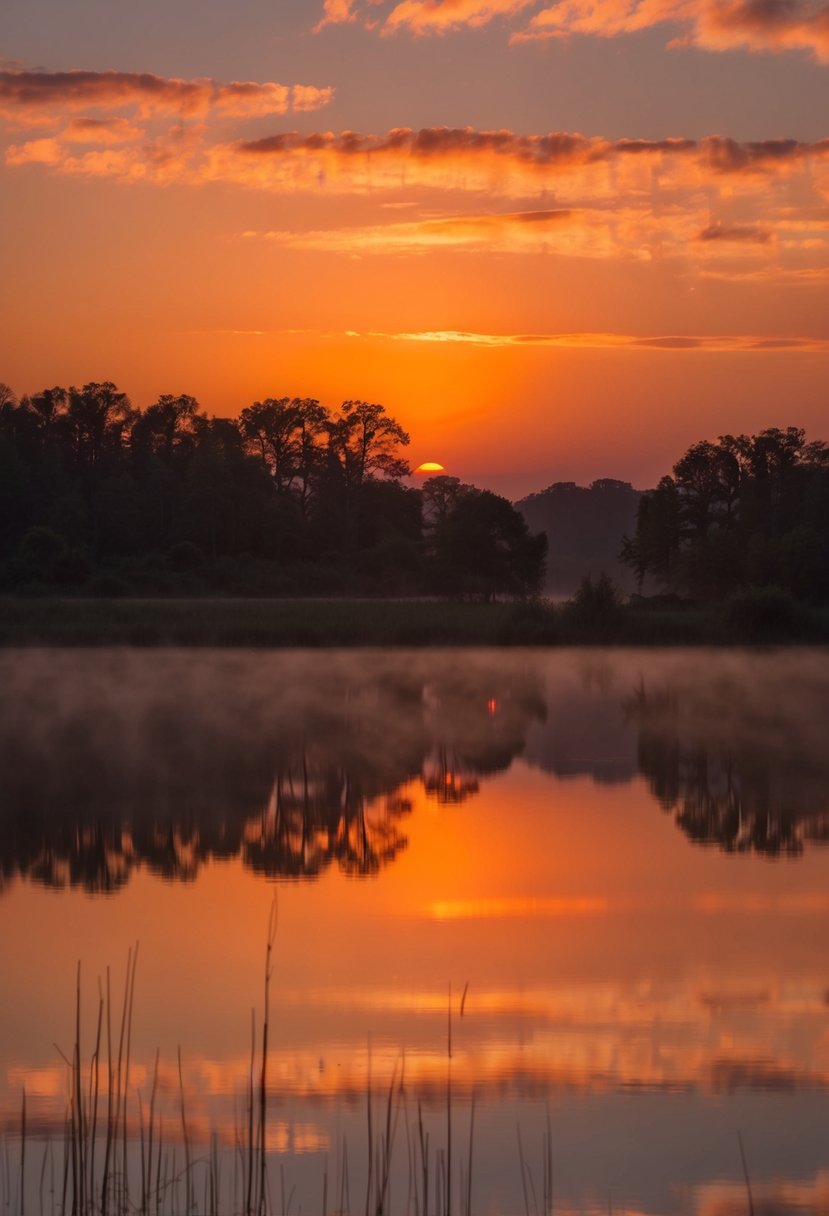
[2,2,828,494]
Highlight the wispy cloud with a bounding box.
[5,112,829,280]
[245,208,596,255]
[174,325,829,346]
[0,67,333,125]
[353,327,829,350]
[6,111,829,196]
[0,66,335,187]
[313,0,829,61]
[240,200,807,260]
[682,0,829,61]
[313,0,361,31]
[384,0,536,34]
[233,127,829,183]
[697,220,773,242]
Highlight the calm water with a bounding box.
[1,647,828,1216]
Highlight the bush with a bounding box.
[564,573,623,637]
[725,586,797,640]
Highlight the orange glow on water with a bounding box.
[1,650,829,1214]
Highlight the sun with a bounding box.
[414,462,445,474]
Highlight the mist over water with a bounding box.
[2,647,829,1214]
[1,647,827,893]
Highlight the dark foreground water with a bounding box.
[1,647,828,1215]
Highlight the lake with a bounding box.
[1,647,828,1216]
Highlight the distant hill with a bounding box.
[516,478,643,596]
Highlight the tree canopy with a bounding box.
[0,380,545,599]
[621,427,829,602]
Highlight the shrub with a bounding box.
[564,573,623,637]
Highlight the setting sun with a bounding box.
[414,461,446,474]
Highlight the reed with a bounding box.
[176,1049,191,1216]
[4,937,767,1216]
[738,1131,755,1216]
[20,1088,25,1216]
[446,985,451,1216]
[258,902,277,1216]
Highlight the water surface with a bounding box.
[1,648,828,1215]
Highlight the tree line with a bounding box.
[621,426,829,603]
[517,478,642,594]
[0,381,546,598]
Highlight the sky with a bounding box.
[2,0,828,496]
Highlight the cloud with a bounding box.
[0,66,333,190]
[383,0,536,35]
[312,0,829,60]
[0,68,211,119]
[0,68,333,125]
[313,0,360,30]
[234,127,827,182]
[513,0,692,42]
[697,221,773,242]
[291,84,337,112]
[514,0,829,61]
[7,109,828,196]
[245,208,592,254]
[692,0,829,60]
[241,199,807,261]
[62,116,146,144]
[347,328,829,350]
[514,0,829,60]
[5,115,829,280]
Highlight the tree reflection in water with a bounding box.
[627,673,829,856]
[0,651,545,892]
[2,648,829,893]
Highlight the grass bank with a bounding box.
[1,595,828,647]
[0,596,546,647]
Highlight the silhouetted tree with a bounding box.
[329,400,411,487]
[131,393,202,468]
[622,427,829,601]
[426,482,547,600]
[66,381,135,472]
[240,397,328,499]
[315,399,412,555]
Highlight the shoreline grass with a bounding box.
[0,595,828,648]
[0,940,789,1216]
[3,932,478,1216]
